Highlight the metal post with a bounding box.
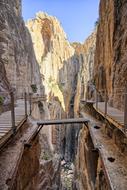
[96,89,98,109]
[124,85,127,130]
[29,93,32,116]
[105,89,108,117]
[24,92,27,118]
[10,91,16,134]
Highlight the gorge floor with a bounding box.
[61,161,74,190]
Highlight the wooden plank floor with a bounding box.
[0,99,29,148]
[93,102,125,133]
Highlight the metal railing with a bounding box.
[95,89,108,117]
[94,86,127,131]
[0,88,47,135]
[0,91,32,134]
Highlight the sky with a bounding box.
[22,0,100,43]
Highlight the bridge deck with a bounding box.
[37,118,89,126]
[0,100,29,149]
[93,102,125,133]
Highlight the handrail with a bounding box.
[0,91,30,134]
[93,85,127,131]
[10,91,16,134]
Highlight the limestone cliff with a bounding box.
[72,31,96,116]
[0,0,42,96]
[26,12,79,113]
[26,12,97,163]
[94,0,127,110]
[27,12,80,161]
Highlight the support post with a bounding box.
[10,91,16,134]
[96,89,98,109]
[29,93,32,116]
[24,92,27,118]
[124,85,127,130]
[105,89,108,118]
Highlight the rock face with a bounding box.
[73,1,127,189]
[72,31,96,116]
[27,12,79,113]
[11,134,40,190]
[27,13,96,163]
[38,155,61,190]
[0,0,42,95]
[94,0,127,110]
[73,128,93,190]
[27,12,80,161]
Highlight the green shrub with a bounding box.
[42,152,50,160]
[58,83,64,91]
[31,84,37,93]
[48,76,54,84]
[95,18,99,27]
[0,96,4,105]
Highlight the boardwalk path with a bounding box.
[0,99,29,149]
[93,102,125,133]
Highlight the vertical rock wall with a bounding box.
[27,12,80,161]
[11,135,40,190]
[72,31,96,116]
[94,0,127,110]
[0,0,42,95]
[26,12,79,113]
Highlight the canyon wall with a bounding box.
[27,13,96,161]
[72,31,96,116]
[27,12,79,113]
[27,12,80,161]
[11,134,40,190]
[74,0,127,189]
[94,0,127,110]
[0,0,42,96]
[73,127,96,190]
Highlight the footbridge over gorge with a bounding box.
[36,117,89,135]
[0,90,127,190]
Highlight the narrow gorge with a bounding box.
[0,0,127,190]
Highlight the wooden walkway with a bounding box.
[0,99,29,149]
[93,102,125,133]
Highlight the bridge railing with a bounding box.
[0,90,31,134]
[0,88,47,134]
[94,86,127,131]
